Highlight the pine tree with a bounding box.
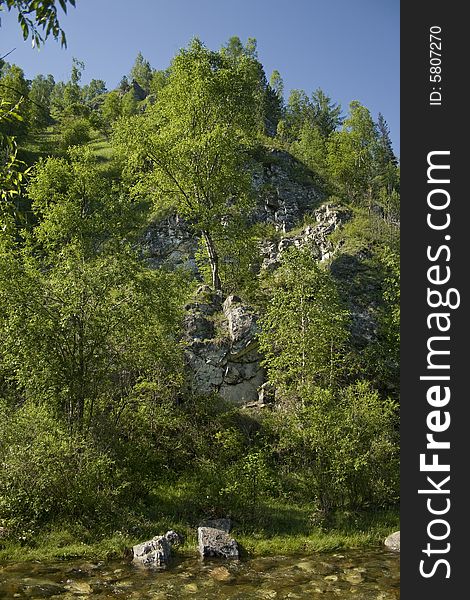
[130,52,152,92]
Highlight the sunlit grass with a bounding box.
[88,137,113,163]
[0,496,399,562]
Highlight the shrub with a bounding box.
[0,401,132,536]
[263,381,399,512]
[59,118,91,151]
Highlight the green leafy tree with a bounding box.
[363,248,400,395]
[0,99,29,231]
[0,148,184,432]
[291,123,329,184]
[0,64,30,139]
[221,36,280,134]
[0,400,131,534]
[284,88,341,143]
[327,100,378,205]
[120,89,138,116]
[264,71,284,132]
[222,35,245,59]
[100,90,122,131]
[49,79,65,118]
[118,75,129,92]
[269,70,284,105]
[376,113,397,169]
[264,381,399,511]
[27,146,147,254]
[259,247,350,394]
[81,78,107,104]
[114,39,262,291]
[373,113,399,227]
[49,58,88,119]
[59,116,90,151]
[149,69,168,97]
[311,88,342,138]
[0,245,183,431]
[288,89,341,185]
[283,89,312,141]
[29,73,55,129]
[62,57,85,112]
[0,0,76,47]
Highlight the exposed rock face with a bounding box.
[142,214,199,274]
[260,204,351,271]
[184,290,265,403]
[182,204,350,405]
[132,530,182,567]
[139,151,361,405]
[197,526,239,560]
[384,531,400,552]
[330,252,380,348]
[252,150,322,233]
[142,152,324,275]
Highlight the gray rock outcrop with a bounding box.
[197,526,239,560]
[260,204,351,271]
[252,150,322,232]
[141,213,198,274]
[142,152,324,276]
[181,206,351,403]
[139,150,360,406]
[184,290,265,404]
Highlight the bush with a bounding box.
[0,401,133,537]
[263,381,399,512]
[59,118,91,151]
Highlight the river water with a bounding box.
[0,548,399,599]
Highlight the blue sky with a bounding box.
[1,0,399,154]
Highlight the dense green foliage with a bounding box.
[259,248,350,391]
[0,33,400,554]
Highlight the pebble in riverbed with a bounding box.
[343,568,364,584]
[64,579,93,594]
[210,566,234,582]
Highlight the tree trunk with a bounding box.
[202,230,222,291]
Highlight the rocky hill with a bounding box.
[139,149,377,405]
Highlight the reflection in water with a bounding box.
[0,547,399,599]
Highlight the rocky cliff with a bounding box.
[141,150,365,404]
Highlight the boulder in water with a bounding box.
[384,531,400,552]
[132,530,182,567]
[197,526,239,560]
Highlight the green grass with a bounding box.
[88,137,113,163]
[0,499,399,562]
[18,129,114,168]
[18,128,60,164]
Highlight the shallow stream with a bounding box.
[0,547,399,599]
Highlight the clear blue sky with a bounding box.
[1,0,400,154]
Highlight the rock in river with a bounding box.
[197,527,239,560]
[384,531,400,552]
[132,530,182,567]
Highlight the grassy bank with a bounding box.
[0,502,399,563]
